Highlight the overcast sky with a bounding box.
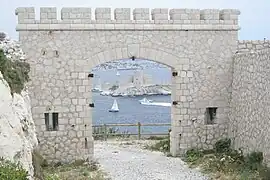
[1,0,269,40]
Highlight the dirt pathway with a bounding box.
[94,140,209,180]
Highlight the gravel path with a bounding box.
[94,140,209,180]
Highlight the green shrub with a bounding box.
[146,137,170,153]
[0,158,28,180]
[0,49,30,94]
[184,138,270,180]
[93,126,130,140]
[214,138,231,153]
[45,174,60,180]
[244,151,264,171]
[258,165,270,180]
[185,148,203,162]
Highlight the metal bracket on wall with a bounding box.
[89,103,95,107]
[172,101,178,105]
[172,71,178,76]
[88,73,94,78]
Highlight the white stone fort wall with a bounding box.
[16,7,240,163]
[230,42,270,164]
[237,40,270,53]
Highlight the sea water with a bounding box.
[92,67,172,134]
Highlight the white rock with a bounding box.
[0,32,38,180]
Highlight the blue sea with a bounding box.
[92,66,172,134]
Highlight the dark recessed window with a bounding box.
[205,107,217,125]
[45,112,59,131]
[85,138,88,149]
[54,50,59,57]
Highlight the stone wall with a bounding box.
[16,7,240,162]
[230,45,270,164]
[15,7,240,24]
[237,40,270,53]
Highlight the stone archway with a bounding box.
[16,6,240,163]
[89,47,179,69]
[88,47,180,156]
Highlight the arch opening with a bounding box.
[90,58,173,142]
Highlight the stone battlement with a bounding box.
[15,7,240,25]
[237,40,270,53]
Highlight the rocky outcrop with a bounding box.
[0,32,38,179]
[92,59,167,71]
[100,84,171,96]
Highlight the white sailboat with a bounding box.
[109,99,119,112]
[116,71,120,76]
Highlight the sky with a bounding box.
[1,0,269,40]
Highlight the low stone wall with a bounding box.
[237,40,270,53]
[230,47,270,164]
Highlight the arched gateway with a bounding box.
[15,7,240,163]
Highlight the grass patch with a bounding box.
[184,138,270,180]
[93,126,130,140]
[0,157,28,180]
[146,136,168,140]
[44,160,109,180]
[0,49,30,94]
[144,135,170,153]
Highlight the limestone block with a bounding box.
[169,9,200,20]
[133,8,150,20]
[61,7,92,21]
[95,8,111,20]
[15,7,35,24]
[200,9,220,20]
[0,72,38,179]
[151,8,168,20]
[220,9,240,20]
[114,8,131,20]
[40,7,57,23]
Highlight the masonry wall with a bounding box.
[16,7,240,162]
[237,40,270,53]
[230,42,270,164]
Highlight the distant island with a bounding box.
[92,69,171,97]
[92,59,168,71]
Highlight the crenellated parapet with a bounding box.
[15,7,240,31]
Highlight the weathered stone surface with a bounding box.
[15,7,240,25]
[237,40,270,53]
[13,6,270,166]
[230,46,270,164]
[0,33,38,179]
[16,8,239,162]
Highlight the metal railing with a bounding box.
[93,122,171,140]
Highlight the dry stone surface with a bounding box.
[94,140,209,180]
[13,6,270,166]
[230,46,270,164]
[0,33,38,179]
[15,7,241,163]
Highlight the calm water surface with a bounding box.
[92,67,172,133]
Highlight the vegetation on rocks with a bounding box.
[0,158,28,180]
[145,135,170,154]
[93,126,130,140]
[43,160,109,180]
[31,150,108,180]
[0,49,30,94]
[184,138,270,180]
